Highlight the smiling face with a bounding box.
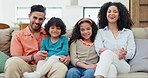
[29,12,45,31]
[49,26,61,38]
[106,5,119,24]
[80,22,92,40]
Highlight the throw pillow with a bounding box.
[0,51,10,73]
[0,28,14,56]
[129,39,148,72]
[132,27,148,39]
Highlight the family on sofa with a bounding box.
[0,2,148,78]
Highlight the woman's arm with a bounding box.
[125,30,136,60]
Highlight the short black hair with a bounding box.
[98,2,133,30]
[44,17,66,36]
[30,5,46,14]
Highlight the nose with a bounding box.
[35,19,40,23]
[84,30,88,33]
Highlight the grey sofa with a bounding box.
[0,27,148,78]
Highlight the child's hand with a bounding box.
[85,64,96,70]
[59,55,70,65]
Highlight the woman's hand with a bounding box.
[118,48,127,60]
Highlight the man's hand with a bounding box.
[59,55,71,65]
[34,51,48,61]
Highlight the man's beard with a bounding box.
[31,23,42,31]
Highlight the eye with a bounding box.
[50,26,55,29]
[33,16,37,19]
[39,18,44,20]
[56,27,61,30]
[80,28,85,31]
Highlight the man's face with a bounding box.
[29,12,45,31]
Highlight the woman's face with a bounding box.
[80,22,92,40]
[106,5,119,24]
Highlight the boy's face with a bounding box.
[29,11,45,31]
[49,26,61,38]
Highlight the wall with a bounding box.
[0,0,129,29]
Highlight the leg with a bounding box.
[106,64,117,78]
[5,57,34,78]
[94,50,114,77]
[66,67,81,78]
[94,50,130,78]
[37,56,61,76]
[82,69,95,78]
[47,62,68,78]
[23,56,60,78]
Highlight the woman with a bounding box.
[94,2,135,78]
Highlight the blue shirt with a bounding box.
[40,36,68,57]
[94,27,135,60]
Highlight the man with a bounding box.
[5,5,69,78]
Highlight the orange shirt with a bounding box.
[10,26,49,56]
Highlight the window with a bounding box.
[83,7,100,24]
[16,6,62,24]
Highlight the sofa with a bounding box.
[0,27,148,78]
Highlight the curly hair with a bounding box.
[98,2,133,30]
[44,17,66,36]
[69,18,98,45]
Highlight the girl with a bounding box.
[23,17,68,78]
[66,18,99,78]
[94,2,135,78]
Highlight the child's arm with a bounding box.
[76,61,96,70]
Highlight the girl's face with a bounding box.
[80,22,92,40]
[49,26,61,38]
[106,5,119,24]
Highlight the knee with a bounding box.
[85,69,95,73]
[5,57,21,72]
[66,68,80,78]
[100,50,114,57]
[53,62,68,71]
[67,68,79,74]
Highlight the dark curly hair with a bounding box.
[98,2,133,30]
[44,17,66,36]
[69,18,98,45]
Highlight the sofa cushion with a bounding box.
[0,28,14,56]
[129,39,148,72]
[132,27,148,39]
[0,51,10,73]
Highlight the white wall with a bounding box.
[0,0,129,29]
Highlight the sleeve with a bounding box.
[125,30,136,60]
[70,41,79,66]
[94,30,104,56]
[55,36,68,56]
[40,39,46,51]
[10,33,23,56]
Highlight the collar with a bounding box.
[24,26,46,36]
[103,26,128,33]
